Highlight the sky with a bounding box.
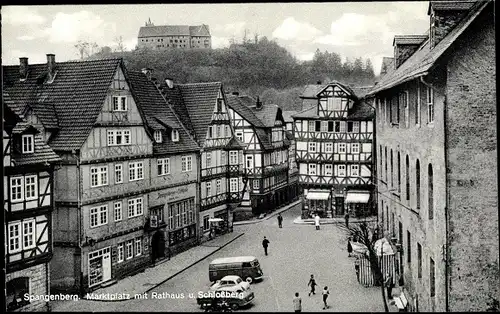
[1,2,430,75]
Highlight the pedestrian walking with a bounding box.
[385,272,394,299]
[277,213,283,228]
[262,236,270,256]
[322,286,330,309]
[347,238,353,257]
[344,211,350,229]
[354,257,360,282]
[293,292,302,312]
[314,214,321,230]
[308,274,317,296]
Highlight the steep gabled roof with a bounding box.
[177,82,222,146]
[380,57,395,75]
[348,101,375,120]
[282,110,298,123]
[291,106,318,119]
[254,128,273,150]
[125,70,199,154]
[11,132,62,166]
[252,104,281,128]
[161,84,195,134]
[370,0,490,95]
[428,0,476,14]
[3,58,123,151]
[300,84,326,99]
[225,94,265,127]
[189,24,211,37]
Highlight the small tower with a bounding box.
[145,17,154,26]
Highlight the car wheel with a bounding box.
[245,277,253,284]
[231,303,239,310]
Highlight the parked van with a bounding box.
[209,256,263,283]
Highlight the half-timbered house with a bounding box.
[226,94,294,219]
[161,81,245,237]
[3,55,154,294]
[126,69,200,257]
[293,81,375,219]
[3,94,61,311]
[282,110,301,201]
[367,1,497,311]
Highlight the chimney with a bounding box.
[393,35,428,68]
[317,81,322,85]
[46,54,56,81]
[165,78,174,89]
[255,96,263,110]
[428,1,474,49]
[141,68,153,80]
[232,91,239,96]
[19,57,28,80]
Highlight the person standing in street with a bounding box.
[262,236,270,256]
[314,214,321,230]
[322,286,330,309]
[293,292,302,312]
[347,238,353,257]
[308,274,318,296]
[354,257,360,282]
[277,213,283,228]
[344,211,350,229]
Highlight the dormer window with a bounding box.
[22,135,34,153]
[154,130,162,143]
[171,130,179,142]
[216,98,223,112]
[112,96,127,111]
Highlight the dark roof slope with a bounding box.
[189,25,211,37]
[282,110,298,123]
[300,84,326,98]
[161,84,195,134]
[3,58,122,151]
[225,95,265,127]
[428,0,476,14]
[348,101,375,120]
[393,35,428,46]
[370,0,489,95]
[125,71,199,154]
[252,104,280,128]
[12,132,62,166]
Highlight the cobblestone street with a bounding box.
[52,203,385,312]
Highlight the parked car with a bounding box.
[210,275,251,291]
[197,285,254,311]
[209,256,263,283]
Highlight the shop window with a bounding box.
[7,277,30,310]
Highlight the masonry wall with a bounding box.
[7,263,50,312]
[444,6,499,311]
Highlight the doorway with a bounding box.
[88,247,111,287]
[152,231,166,262]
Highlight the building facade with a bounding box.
[3,97,61,311]
[137,18,211,50]
[226,94,296,220]
[293,82,375,219]
[368,0,498,311]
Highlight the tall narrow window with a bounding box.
[407,230,411,264]
[416,82,421,125]
[390,149,394,188]
[206,182,211,197]
[416,159,421,210]
[379,146,383,180]
[427,86,434,123]
[402,92,409,128]
[428,164,434,220]
[230,178,238,192]
[115,164,123,184]
[171,130,179,142]
[397,152,401,193]
[406,155,410,201]
[154,130,162,143]
[216,179,221,194]
[430,257,436,297]
[22,135,34,153]
[385,147,388,182]
[417,243,422,278]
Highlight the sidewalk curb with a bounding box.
[81,233,245,303]
[293,217,377,225]
[233,199,302,226]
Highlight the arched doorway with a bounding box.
[151,231,166,263]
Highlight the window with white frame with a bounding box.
[351,143,360,154]
[230,178,238,192]
[114,201,122,221]
[10,177,23,202]
[229,151,238,165]
[168,206,174,229]
[22,135,34,153]
[427,86,434,123]
[112,96,127,111]
[338,165,346,177]
[208,126,213,138]
[22,220,35,250]
[157,158,170,176]
[308,121,315,133]
[90,205,108,228]
[206,182,212,197]
[246,155,253,169]
[225,125,230,137]
[171,130,179,142]
[339,143,347,153]
[216,125,221,138]
[321,121,328,132]
[181,156,192,172]
[117,243,124,263]
[115,164,123,184]
[216,179,221,194]
[129,162,144,181]
[24,175,37,200]
[235,131,243,142]
[8,223,21,253]
[353,121,360,133]
[154,130,162,143]
[253,179,260,189]
[339,121,346,133]
[206,153,212,168]
[127,197,143,218]
[327,97,342,111]
[221,151,227,164]
[126,240,133,259]
[135,238,142,256]
[325,143,333,153]
[401,91,409,128]
[308,142,316,152]
[308,164,317,175]
[91,166,108,187]
[324,164,333,176]
[107,130,131,146]
[351,165,360,176]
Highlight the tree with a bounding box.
[339,221,389,312]
[74,41,90,60]
[114,36,125,52]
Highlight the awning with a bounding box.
[306,190,330,200]
[208,218,224,223]
[345,191,370,203]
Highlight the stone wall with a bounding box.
[7,263,50,312]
